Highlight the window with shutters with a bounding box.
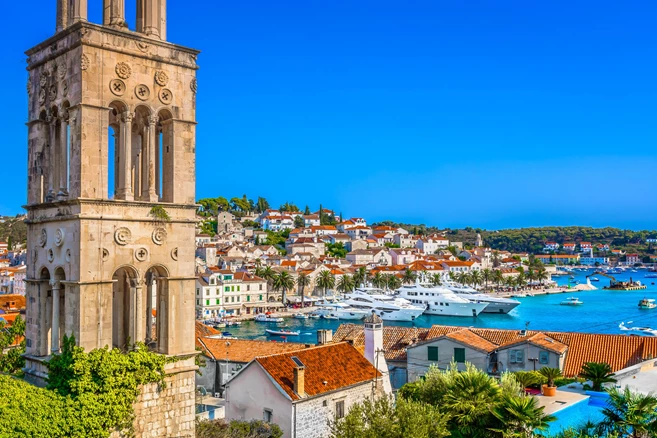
[335,400,345,419]
[428,346,439,361]
[454,348,465,363]
[510,349,525,363]
[539,351,549,364]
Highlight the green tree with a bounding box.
[0,315,25,374]
[293,215,305,228]
[430,274,443,287]
[316,270,336,298]
[273,271,295,305]
[297,272,311,308]
[402,268,418,285]
[578,362,616,392]
[539,367,562,389]
[197,418,283,438]
[326,242,348,258]
[385,274,402,291]
[482,268,492,290]
[353,267,369,288]
[597,387,657,438]
[255,197,270,213]
[490,394,556,437]
[493,269,505,289]
[470,270,482,288]
[371,272,385,289]
[329,395,449,438]
[337,275,355,294]
[303,205,311,215]
[260,266,277,302]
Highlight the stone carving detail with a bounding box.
[81,54,90,71]
[190,78,198,93]
[135,84,150,101]
[39,229,48,247]
[114,227,132,246]
[135,247,149,262]
[136,41,151,53]
[171,247,179,261]
[115,62,132,79]
[47,249,54,263]
[66,248,71,262]
[61,80,68,97]
[110,79,126,96]
[54,228,65,247]
[39,74,48,88]
[152,228,167,245]
[39,89,46,105]
[158,88,173,105]
[57,60,67,79]
[49,84,58,101]
[154,70,169,86]
[101,248,109,262]
[33,247,38,263]
[27,78,32,97]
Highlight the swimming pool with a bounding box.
[542,392,607,435]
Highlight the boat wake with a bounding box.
[619,321,657,337]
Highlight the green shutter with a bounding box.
[428,346,438,361]
[539,351,549,364]
[454,348,465,363]
[247,296,251,302]
[216,299,220,305]
[205,300,209,306]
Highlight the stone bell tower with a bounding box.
[23,0,198,436]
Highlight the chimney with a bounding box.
[317,329,333,345]
[293,366,305,397]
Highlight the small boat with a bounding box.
[222,331,233,337]
[638,299,656,309]
[645,273,657,278]
[308,313,321,319]
[569,275,576,279]
[213,323,226,329]
[589,277,600,282]
[265,329,300,336]
[323,314,339,320]
[560,297,583,306]
[619,322,657,337]
[255,314,284,323]
[294,313,308,320]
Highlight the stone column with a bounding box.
[46,113,56,202]
[56,0,69,32]
[117,111,134,200]
[140,127,150,200]
[136,0,145,33]
[57,114,69,199]
[51,280,61,354]
[147,115,158,202]
[158,0,167,41]
[67,0,88,26]
[146,276,155,343]
[134,279,144,343]
[103,0,125,27]
[142,0,166,39]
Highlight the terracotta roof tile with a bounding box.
[445,329,498,353]
[255,342,380,401]
[199,337,308,363]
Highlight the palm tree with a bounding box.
[371,272,385,289]
[526,269,536,285]
[513,371,544,390]
[457,271,471,286]
[598,387,657,438]
[448,271,457,282]
[516,273,527,290]
[261,266,276,302]
[505,276,517,290]
[337,274,355,294]
[579,362,616,392]
[297,272,311,308]
[493,269,505,290]
[482,268,492,291]
[491,394,556,437]
[538,367,562,389]
[470,270,482,289]
[316,270,335,298]
[430,273,442,287]
[402,268,417,285]
[385,274,402,291]
[536,268,548,286]
[273,271,295,306]
[353,266,368,287]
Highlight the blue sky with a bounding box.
[5,1,657,229]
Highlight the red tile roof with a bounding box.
[255,342,380,401]
[199,337,308,363]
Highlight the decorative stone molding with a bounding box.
[61,80,68,97]
[152,228,167,245]
[49,84,58,101]
[136,41,151,53]
[47,249,54,263]
[190,78,197,93]
[135,84,150,101]
[27,78,32,97]
[171,247,179,261]
[54,228,65,247]
[57,60,67,79]
[65,249,71,262]
[115,62,132,79]
[81,54,90,71]
[110,79,126,96]
[114,227,132,246]
[101,248,109,262]
[135,247,149,262]
[39,229,47,247]
[39,74,48,88]
[158,88,173,105]
[154,71,169,86]
[39,89,46,105]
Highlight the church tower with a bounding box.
[24,1,198,435]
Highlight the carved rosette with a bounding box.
[135,247,149,262]
[49,84,58,101]
[54,228,65,247]
[158,88,173,105]
[114,227,132,246]
[152,228,167,245]
[57,60,67,79]
[81,54,90,71]
[135,84,150,101]
[171,247,179,261]
[115,62,132,79]
[190,78,198,93]
[154,70,169,86]
[39,229,47,247]
[110,79,126,96]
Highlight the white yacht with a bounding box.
[442,281,521,314]
[313,301,369,320]
[396,284,488,317]
[343,288,426,322]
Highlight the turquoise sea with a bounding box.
[225,268,657,344]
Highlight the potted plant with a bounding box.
[539,367,562,396]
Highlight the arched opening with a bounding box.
[133,105,154,201]
[157,109,173,202]
[145,265,169,353]
[108,101,129,200]
[111,266,139,349]
[52,267,66,354]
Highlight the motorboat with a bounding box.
[441,281,520,314]
[619,322,657,337]
[294,313,308,320]
[645,273,657,278]
[638,299,656,309]
[308,313,321,319]
[589,277,600,282]
[222,331,233,337]
[255,314,284,323]
[343,288,426,321]
[560,297,583,306]
[314,301,369,320]
[322,315,339,320]
[396,284,488,317]
[265,329,300,336]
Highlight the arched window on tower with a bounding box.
[157,109,173,202]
